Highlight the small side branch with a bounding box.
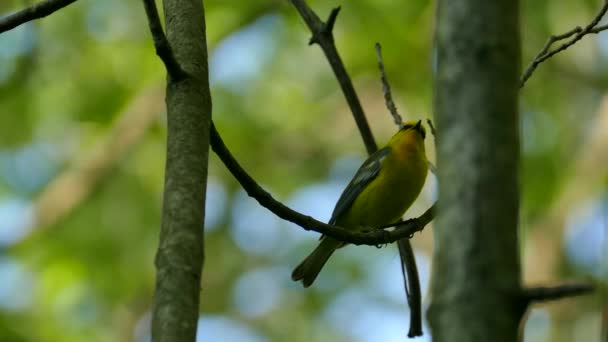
[0,0,78,34]
[375,43,403,127]
[520,1,608,87]
[290,0,378,154]
[522,283,595,304]
[210,122,435,245]
[142,0,186,80]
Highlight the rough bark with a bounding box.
[428,1,522,341]
[151,1,211,341]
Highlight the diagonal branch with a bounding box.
[141,0,186,80]
[210,122,435,246]
[520,0,608,88]
[290,0,378,154]
[0,0,78,34]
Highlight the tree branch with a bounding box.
[141,0,186,80]
[0,0,78,34]
[522,283,595,304]
[290,1,378,154]
[520,0,608,88]
[210,122,435,246]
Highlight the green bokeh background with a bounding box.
[0,0,606,341]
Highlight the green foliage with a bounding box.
[0,0,605,341]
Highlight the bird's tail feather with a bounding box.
[291,238,340,287]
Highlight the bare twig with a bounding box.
[141,0,186,80]
[520,1,608,88]
[290,0,378,154]
[0,0,78,34]
[523,283,595,303]
[375,43,403,127]
[210,122,435,245]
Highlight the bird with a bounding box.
[291,120,428,287]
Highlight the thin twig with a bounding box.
[375,43,403,127]
[0,0,78,34]
[210,122,435,245]
[523,283,595,303]
[290,0,378,154]
[141,0,186,80]
[520,1,608,88]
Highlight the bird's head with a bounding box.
[399,120,426,140]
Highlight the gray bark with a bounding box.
[151,1,211,341]
[428,1,522,341]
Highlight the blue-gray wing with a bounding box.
[329,147,390,225]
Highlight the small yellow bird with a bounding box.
[292,120,428,287]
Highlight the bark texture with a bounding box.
[151,1,211,341]
[428,1,522,341]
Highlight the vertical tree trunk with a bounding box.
[428,1,522,341]
[151,1,212,341]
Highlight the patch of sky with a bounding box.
[0,22,36,83]
[204,178,227,232]
[523,308,551,342]
[0,21,36,58]
[210,14,281,91]
[196,315,268,342]
[230,188,282,256]
[0,142,60,195]
[597,17,608,58]
[86,0,132,42]
[0,198,33,246]
[232,266,288,318]
[363,248,431,303]
[564,195,608,278]
[133,311,151,342]
[521,110,558,156]
[284,180,344,243]
[0,257,34,311]
[324,286,431,342]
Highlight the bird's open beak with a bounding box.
[414,120,422,131]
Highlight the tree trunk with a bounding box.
[428,1,522,341]
[151,1,212,341]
